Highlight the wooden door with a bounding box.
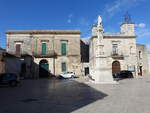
[16,44,21,56]
[112,61,121,74]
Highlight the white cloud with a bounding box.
[138,23,146,28]
[78,18,90,27]
[136,23,150,37]
[67,19,71,23]
[103,0,147,17]
[136,23,149,50]
[67,14,73,24]
[136,23,146,28]
[136,24,150,52]
[136,27,150,37]
[76,17,92,37]
[68,14,73,18]
[106,1,121,14]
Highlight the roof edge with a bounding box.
[6,30,81,35]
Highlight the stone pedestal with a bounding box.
[91,53,117,84]
[92,67,117,84]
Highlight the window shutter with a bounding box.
[42,43,46,55]
[61,43,66,55]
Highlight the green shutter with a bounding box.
[61,43,66,55]
[42,43,46,55]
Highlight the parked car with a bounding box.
[113,70,133,80]
[0,73,19,87]
[57,72,75,79]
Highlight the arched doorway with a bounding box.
[39,59,49,78]
[112,61,121,74]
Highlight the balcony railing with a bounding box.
[32,50,57,58]
[111,52,124,59]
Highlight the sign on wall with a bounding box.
[127,65,135,72]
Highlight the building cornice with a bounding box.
[120,22,135,26]
[6,30,81,35]
[91,34,136,39]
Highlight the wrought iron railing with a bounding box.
[32,50,57,58]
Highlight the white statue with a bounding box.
[98,16,102,26]
[97,16,103,34]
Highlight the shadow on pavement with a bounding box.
[0,79,107,113]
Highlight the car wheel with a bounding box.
[71,75,74,78]
[9,81,17,87]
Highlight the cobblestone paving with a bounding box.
[0,76,150,113]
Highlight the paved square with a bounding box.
[0,77,150,113]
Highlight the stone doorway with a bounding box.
[39,59,49,78]
[112,61,121,74]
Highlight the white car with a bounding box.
[58,72,75,79]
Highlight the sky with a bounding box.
[0,0,150,51]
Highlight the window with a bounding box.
[99,45,104,55]
[61,43,67,55]
[130,46,135,54]
[42,43,47,55]
[127,65,135,72]
[61,62,66,72]
[112,44,118,55]
[16,44,21,56]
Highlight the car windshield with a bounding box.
[63,72,73,74]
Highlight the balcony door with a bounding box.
[112,44,118,55]
[42,43,47,55]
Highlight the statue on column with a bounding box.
[97,16,103,33]
[97,16,103,48]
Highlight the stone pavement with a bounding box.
[0,76,150,113]
[74,76,150,113]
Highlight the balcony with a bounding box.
[7,50,33,57]
[33,50,57,58]
[111,52,124,60]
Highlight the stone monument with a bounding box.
[92,16,117,84]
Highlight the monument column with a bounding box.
[92,16,117,84]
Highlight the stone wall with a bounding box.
[136,44,149,76]
[7,34,32,55]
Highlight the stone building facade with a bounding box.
[136,44,149,76]
[89,16,149,83]
[6,30,81,78]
